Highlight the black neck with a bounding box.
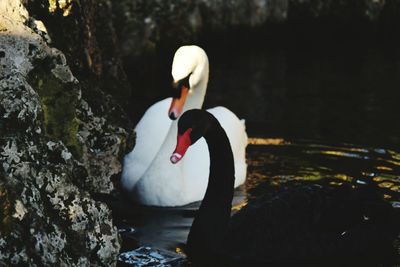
[186,116,235,261]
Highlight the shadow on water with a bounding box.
[115,25,400,266]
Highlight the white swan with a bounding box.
[121,45,248,206]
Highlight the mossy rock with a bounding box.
[0,181,13,235]
[28,57,82,158]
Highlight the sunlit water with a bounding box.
[116,30,400,266]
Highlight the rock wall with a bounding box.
[112,0,288,61]
[112,0,400,61]
[25,0,133,110]
[0,0,131,265]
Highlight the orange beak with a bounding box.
[168,86,189,120]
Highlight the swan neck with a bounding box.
[187,118,235,259]
[184,53,209,111]
[204,126,235,201]
[184,77,208,111]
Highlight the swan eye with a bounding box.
[181,74,191,89]
[172,73,191,98]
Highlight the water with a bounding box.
[117,29,400,266]
[245,138,400,200]
[115,139,400,266]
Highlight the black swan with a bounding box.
[170,109,400,266]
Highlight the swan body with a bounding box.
[121,98,173,190]
[121,45,248,206]
[172,109,400,266]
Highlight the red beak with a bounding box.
[170,128,192,164]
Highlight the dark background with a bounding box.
[126,21,400,149]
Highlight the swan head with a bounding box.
[170,109,214,164]
[169,45,209,120]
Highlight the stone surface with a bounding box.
[23,0,135,194]
[111,0,400,62]
[111,0,288,60]
[0,0,132,265]
[26,0,133,109]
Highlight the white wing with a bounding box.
[208,106,248,187]
[121,98,173,190]
[181,106,248,204]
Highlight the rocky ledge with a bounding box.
[0,0,132,265]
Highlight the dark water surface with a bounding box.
[116,30,400,266]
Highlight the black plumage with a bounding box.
[175,109,400,266]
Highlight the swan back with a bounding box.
[207,107,248,187]
[225,183,400,264]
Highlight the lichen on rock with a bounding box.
[28,56,81,157]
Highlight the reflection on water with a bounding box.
[245,139,400,202]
